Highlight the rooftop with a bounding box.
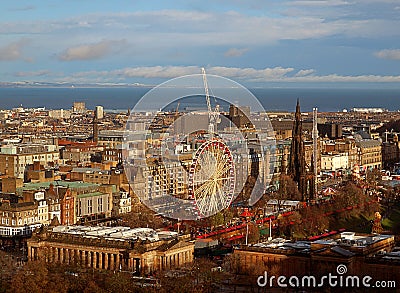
[243,232,394,257]
[18,181,99,191]
[77,192,106,199]
[52,225,178,243]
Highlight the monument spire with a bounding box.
[288,99,307,200]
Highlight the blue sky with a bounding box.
[1,0,400,86]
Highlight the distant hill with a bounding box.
[0,81,153,88]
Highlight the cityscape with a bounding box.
[1,1,400,293]
[1,95,400,292]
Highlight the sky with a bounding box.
[1,0,400,87]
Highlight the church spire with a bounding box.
[288,99,307,201]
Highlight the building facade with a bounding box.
[321,153,349,172]
[355,140,382,171]
[232,232,399,282]
[27,225,194,274]
[0,194,42,237]
[0,144,59,179]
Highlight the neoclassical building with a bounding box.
[232,232,400,281]
[27,225,194,274]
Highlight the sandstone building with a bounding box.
[27,225,194,274]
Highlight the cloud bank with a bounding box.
[30,65,400,84]
[59,40,126,61]
[0,39,30,61]
[374,49,400,60]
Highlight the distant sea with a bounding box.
[0,87,400,112]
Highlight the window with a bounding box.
[88,199,93,214]
[98,197,103,212]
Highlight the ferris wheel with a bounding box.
[188,138,235,217]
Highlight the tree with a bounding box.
[299,206,330,236]
[366,168,381,188]
[267,174,301,212]
[333,182,363,211]
[209,212,224,229]
[10,260,50,293]
[121,202,164,229]
[247,222,260,243]
[0,250,14,292]
[222,254,240,274]
[222,208,235,223]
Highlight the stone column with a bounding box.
[82,251,86,266]
[67,249,71,264]
[93,252,97,269]
[99,252,103,270]
[104,253,108,270]
[31,247,35,261]
[110,254,115,270]
[71,249,75,264]
[54,248,57,262]
[77,250,81,266]
[128,258,132,270]
[87,251,92,268]
[116,254,120,271]
[60,248,64,263]
[142,258,146,274]
[51,247,55,262]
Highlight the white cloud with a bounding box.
[291,0,350,7]
[111,66,295,81]
[0,39,30,61]
[224,48,249,57]
[11,5,36,11]
[59,40,126,61]
[288,74,400,82]
[3,9,399,51]
[15,70,52,77]
[295,69,315,76]
[39,65,400,84]
[374,49,400,60]
[208,66,295,81]
[113,66,201,79]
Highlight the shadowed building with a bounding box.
[288,100,315,201]
[231,232,400,283]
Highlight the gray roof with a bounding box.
[356,139,381,148]
[331,246,356,257]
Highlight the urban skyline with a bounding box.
[0,98,400,291]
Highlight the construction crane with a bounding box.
[174,101,180,116]
[201,67,220,136]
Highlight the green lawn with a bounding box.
[382,202,400,234]
[330,213,374,234]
